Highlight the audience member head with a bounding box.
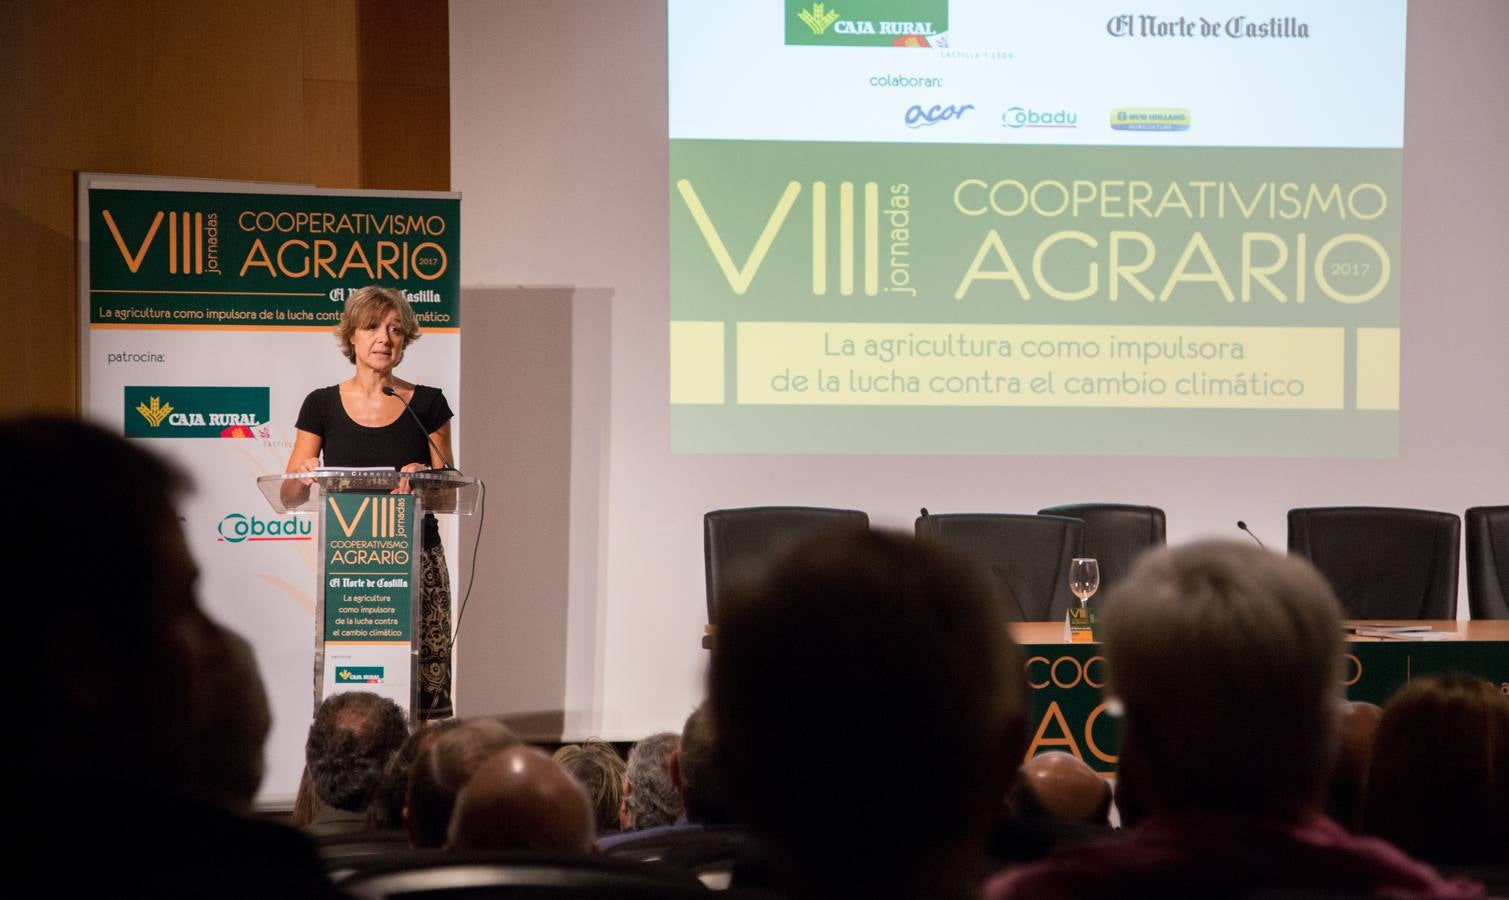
[1363,672,1509,865]
[711,528,1028,896]
[1006,751,1113,826]
[291,766,318,828]
[1325,700,1383,832]
[447,746,595,853]
[675,701,734,825]
[13,417,230,793]
[196,625,273,811]
[552,739,626,835]
[406,717,520,847]
[304,690,408,813]
[369,720,458,830]
[621,731,682,830]
[1102,541,1343,822]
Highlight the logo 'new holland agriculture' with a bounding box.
[125,386,270,438]
[786,0,948,47]
[1110,108,1191,132]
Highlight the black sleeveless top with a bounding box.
[294,385,453,469]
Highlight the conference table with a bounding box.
[1011,620,1509,773]
[701,619,1507,773]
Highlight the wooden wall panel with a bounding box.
[359,83,450,191]
[304,0,360,83]
[145,1,307,183]
[357,0,450,88]
[303,79,362,189]
[0,0,450,417]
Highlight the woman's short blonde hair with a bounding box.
[335,285,421,364]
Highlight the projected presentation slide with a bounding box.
[669,1,1405,456]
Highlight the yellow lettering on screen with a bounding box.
[670,321,726,405]
[1355,328,1400,411]
[735,323,1345,409]
[955,230,1030,300]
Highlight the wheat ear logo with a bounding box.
[136,396,173,427]
[799,3,840,34]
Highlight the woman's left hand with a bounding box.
[393,461,427,495]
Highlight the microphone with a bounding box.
[383,385,456,471]
[1236,520,1266,550]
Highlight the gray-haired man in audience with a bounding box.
[987,541,1482,899]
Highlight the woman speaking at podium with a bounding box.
[286,285,455,720]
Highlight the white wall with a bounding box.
[450,0,1509,740]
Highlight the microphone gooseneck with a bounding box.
[1236,520,1267,550]
[383,384,456,471]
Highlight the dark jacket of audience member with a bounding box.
[675,701,735,825]
[14,417,341,897]
[304,689,407,834]
[405,717,519,847]
[1325,699,1383,832]
[1363,672,1509,867]
[553,738,626,835]
[711,528,1028,900]
[986,541,1482,900]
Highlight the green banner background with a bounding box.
[670,141,1401,455]
[1022,640,1509,773]
[322,493,415,644]
[89,188,460,327]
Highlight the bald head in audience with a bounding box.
[1008,752,1112,826]
[406,718,519,847]
[447,746,595,853]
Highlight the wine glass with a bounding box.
[1070,558,1100,609]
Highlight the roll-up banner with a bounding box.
[78,174,461,805]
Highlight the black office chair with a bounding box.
[338,849,711,898]
[1286,506,1461,619]
[703,506,869,636]
[1038,503,1166,597]
[599,827,758,891]
[1465,506,1509,619]
[915,512,1084,621]
[316,829,412,883]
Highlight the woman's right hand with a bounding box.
[294,456,321,485]
[286,429,325,486]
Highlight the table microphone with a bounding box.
[1236,520,1267,550]
[383,385,456,471]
